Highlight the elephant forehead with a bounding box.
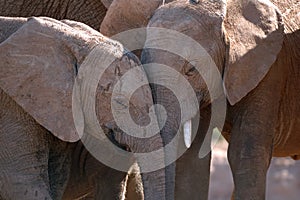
[148,1,225,54]
[95,54,153,127]
[149,0,225,29]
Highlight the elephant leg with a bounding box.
[175,145,211,200]
[64,142,128,200]
[175,108,212,200]
[95,166,128,199]
[0,90,72,200]
[48,137,74,199]
[227,96,280,199]
[0,99,52,199]
[0,129,53,200]
[72,160,129,200]
[228,116,274,200]
[227,59,283,200]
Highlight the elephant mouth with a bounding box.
[109,130,132,152]
[104,122,132,152]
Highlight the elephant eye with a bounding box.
[184,62,197,76]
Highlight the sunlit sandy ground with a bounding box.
[209,139,300,200]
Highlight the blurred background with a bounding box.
[209,138,300,200]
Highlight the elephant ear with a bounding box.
[223,0,284,105]
[0,17,99,142]
[0,17,27,43]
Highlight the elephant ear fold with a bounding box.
[101,0,113,8]
[0,17,81,142]
[223,0,284,105]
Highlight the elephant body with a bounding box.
[0,0,107,30]
[226,28,300,159]
[0,16,166,200]
[225,28,300,200]
[272,30,300,157]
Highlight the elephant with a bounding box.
[100,0,178,37]
[100,0,167,37]
[0,0,108,30]
[0,16,168,200]
[139,0,300,199]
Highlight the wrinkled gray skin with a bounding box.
[142,0,300,199]
[0,0,107,30]
[0,17,166,200]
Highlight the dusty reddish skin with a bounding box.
[141,0,300,199]
[100,0,175,36]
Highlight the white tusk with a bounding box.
[183,120,192,148]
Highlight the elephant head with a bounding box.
[142,0,284,138]
[0,16,167,200]
[100,0,175,37]
[143,0,284,104]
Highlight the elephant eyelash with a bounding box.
[186,66,196,74]
[190,0,200,4]
[183,61,197,76]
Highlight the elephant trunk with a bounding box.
[141,46,202,199]
[110,127,166,199]
[149,84,183,200]
[106,81,170,199]
[135,133,167,200]
[141,169,166,200]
